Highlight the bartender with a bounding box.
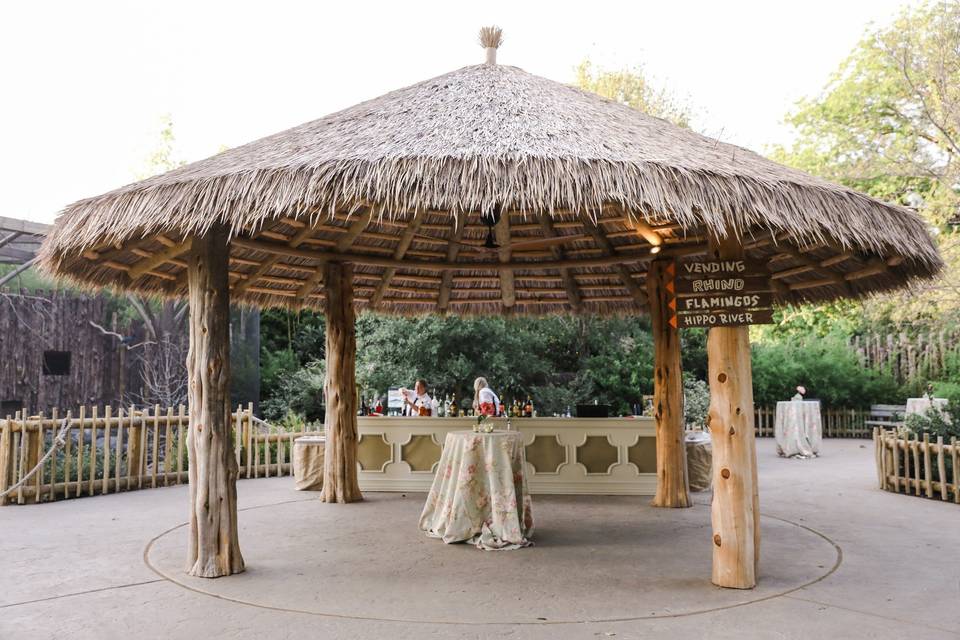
[400,379,432,416]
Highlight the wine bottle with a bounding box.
[450,393,459,418]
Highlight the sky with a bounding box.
[1,0,920,224]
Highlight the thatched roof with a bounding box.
[39,30,942,316]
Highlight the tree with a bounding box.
[574,60,693,128]
[773,1,960,326]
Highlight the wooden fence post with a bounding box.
[0,417,11,506]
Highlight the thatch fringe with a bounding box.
[38,61,942,314]
[40,155,940,270]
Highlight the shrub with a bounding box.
[683,375,710,430]
[751,332,903,407]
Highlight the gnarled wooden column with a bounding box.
[321,261,363,503]
[647,259,690,508]
[186,226,244,577]
[707,235,760,589]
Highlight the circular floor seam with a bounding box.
[143,498,843,626]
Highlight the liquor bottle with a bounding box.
[431,392,440,418]
[443,394,450,417]
[524,395,532,418]
[449,393,459,418]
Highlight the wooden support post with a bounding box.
[185,228,245,578]
[707,234,759,589]
[0,417,11,506]
[321,261,363,503]
[647,259,690,508]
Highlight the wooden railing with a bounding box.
[0,404,314,505]
[874,428,959,504]
[754,406,871,438]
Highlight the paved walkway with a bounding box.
[1,439,957,639]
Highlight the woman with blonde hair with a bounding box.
[473,376,502,417]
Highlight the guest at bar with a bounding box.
[473,377,502,417]
[400,379,432,416]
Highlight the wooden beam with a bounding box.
[233,219,333,296]
[0,231,22,250]
[706,234,759,590]
[232,236,675,273]
[844,259,889,281]
[538,216,582,313]
[626,217,664,248]
[438,216,468,313]
[368,210,428,309]
[321,261,363,504]
[819,252,853,268]
[495,213,515,309]
[295,210,373,305]
[648,259,690,508]
[578,214,648,306]
[185,225,244,578]
[127,240,192,280]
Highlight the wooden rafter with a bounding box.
[230,236,697,272]
[233,214,362,297]
[368,209,428,309]
[128,240,192,280]
[295,210,374,305]
[438,215,468,312]
[538,216,582,313]
[495,213,515,309]
[578,214,649,306]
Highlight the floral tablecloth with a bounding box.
[775,400,822,458]
[419,430,534,550]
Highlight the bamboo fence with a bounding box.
[874,428,959,504]
[0,403,319,505]
[852,329,960,386]
[754,406,871,438]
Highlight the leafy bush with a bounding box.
[751,331,902,407]
[260,360,325,421]
[683,375,710,430]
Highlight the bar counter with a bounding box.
[355,415,656,495]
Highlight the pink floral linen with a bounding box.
[419,430,534,550]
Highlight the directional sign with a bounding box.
[677,292,774,313]
[669,258,775,327]
[675,275,770,295]
[677,259,768,278]
[678,308,775,328]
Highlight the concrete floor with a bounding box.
[1,439,958,639]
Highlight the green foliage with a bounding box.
[0,265,60,291]
[903,401,960,440]
[261,313,659,419]
[682,375,710,430]
[574,60,693,128]
[260,359,325,421]
[751,331,902,408]
[773,0,960,326]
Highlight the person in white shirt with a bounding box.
[473,377,502,417]
[400,379,432,416]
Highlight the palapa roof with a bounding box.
[39,28,942,316]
